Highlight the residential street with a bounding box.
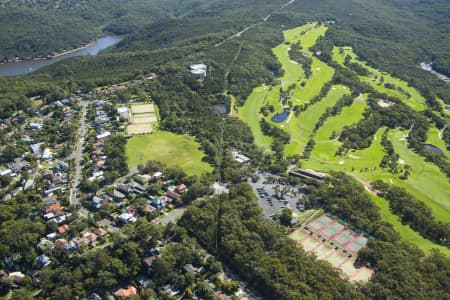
[155,208,186,225]
[70,100,88,206]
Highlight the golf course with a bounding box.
[238,22,450,255]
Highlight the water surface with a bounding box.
[0,35,122,76]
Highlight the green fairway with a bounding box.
[283,22,327,46]
[306,127,450,222]
[284,23,335,104]
[126,131,213,177]
[332,46,427,111]
[292,58,334,104]
[426,127,450,158]
[285,85,350,155]
[387,129,450,221]
[304,127,386,174]
[238,86,273,150]
[310,97,368,161]
[273,44,303,88]
[369,193,450,255]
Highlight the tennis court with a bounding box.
[130,104,155,114]
[300,235,321,251]
[127,103,158,135]
[328,252,348,267]
[349,267,374,282]
[308,214,334,231]
[290,214,374,283]
[315,244,333,258]
[127,124,153,135]
[289,229,307,242]
[130,114,158,124]
[346,236,368,253]
[320,222,345,239]
[334,230,358,247]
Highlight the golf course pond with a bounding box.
[424,144,444,156]
[271,111,290,123]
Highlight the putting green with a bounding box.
[126,131,213,177]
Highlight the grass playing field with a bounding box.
[126,131,213,177]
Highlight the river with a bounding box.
[0,35,123,76]
[420,62,450,83]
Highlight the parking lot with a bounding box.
[248,172,306,219]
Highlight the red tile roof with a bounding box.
[114,285,137,297]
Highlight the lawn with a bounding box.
[332,46,426,111]
[126,131,213,177]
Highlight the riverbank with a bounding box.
[2,38,99,64]
[420,62,450,83]
[0,35,123,76]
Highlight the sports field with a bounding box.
[126,131,213,177]
[289,226,374,282]
[127,103,158,135]
[131,104,155,114]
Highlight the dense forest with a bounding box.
[180,175,450,299]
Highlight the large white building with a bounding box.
[190,64,207,79]
[117,107,130,120]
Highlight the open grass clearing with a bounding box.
[126,131,213,177]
